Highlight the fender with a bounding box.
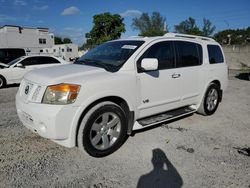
[68,91,137,147]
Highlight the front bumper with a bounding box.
[16,93,80,145]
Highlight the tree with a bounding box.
[174,17,216,36]
[85,12,126,48]
[63,38,72,44]
[54,36,63,44]
[202,18,216,37]
[55,36,72,44]
[174,17,203,35]
[214,27,250,44]
[132,12,167,36]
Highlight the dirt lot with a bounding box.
[0,71,249,188]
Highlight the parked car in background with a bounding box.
[0,48,26,64]
[0,55,69,88]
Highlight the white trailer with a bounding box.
[51,44,79,62]
[0,25,54,54]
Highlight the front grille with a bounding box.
[20,79,41,102]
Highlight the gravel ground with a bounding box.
[0,70,249,188]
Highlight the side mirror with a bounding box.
[16,63,25,68]
[141,58,158,71]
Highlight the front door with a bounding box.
[11,57,37,82]
[137,41,182,118]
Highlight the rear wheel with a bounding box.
[0,76,6,89]
[77,101,128,157]
[198,83,220,116]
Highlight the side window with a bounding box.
[138,41,175,71]
[207,45,224,64]
[175,41,202,67]
[37,57,60,64]
[21,57,39,66]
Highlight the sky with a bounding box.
[0,0,250,46]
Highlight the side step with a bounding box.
[138,106,196,127]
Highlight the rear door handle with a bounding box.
[172,73,181,79]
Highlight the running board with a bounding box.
[138,106,196,127]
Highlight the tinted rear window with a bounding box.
[207,45,224,64]
[176,41,202,67]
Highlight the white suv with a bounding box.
[16,33,228,157]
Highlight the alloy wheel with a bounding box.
[206,88,218,111]
[90,112,121,150]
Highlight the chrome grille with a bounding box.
[20,79,42,102]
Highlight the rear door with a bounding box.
[206,44,228,90]
[137,41,182,118]
[174,41,203,106]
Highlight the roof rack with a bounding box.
[164,32,215,42]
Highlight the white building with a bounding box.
[42,44,79,61]
[0,25,54,54]
[0,25,79,61]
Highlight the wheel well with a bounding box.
[75,96,133,146]
[211,80,221,88]
[210,80,222,101]
[0,75,7,85]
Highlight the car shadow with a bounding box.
[137,148,183,188]
[235,72,250,81]
[0,83,20,89]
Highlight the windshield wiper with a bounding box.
[76,59,111,72]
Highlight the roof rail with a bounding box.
[128,36,149,39]
[164,32,215,42]
[128,36,142,38]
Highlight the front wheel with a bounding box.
[77,101,128,157]
[197,83,220,116]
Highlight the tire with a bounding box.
[0,76,6,89]
[197,83,220,116]
[77,101,128,157]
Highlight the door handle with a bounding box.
[172,73,181,79]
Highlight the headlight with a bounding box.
[42,83,81,105]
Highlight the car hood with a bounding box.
[24,64,107,85]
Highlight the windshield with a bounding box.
[75,40,144,72]
[7,57,23,67]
